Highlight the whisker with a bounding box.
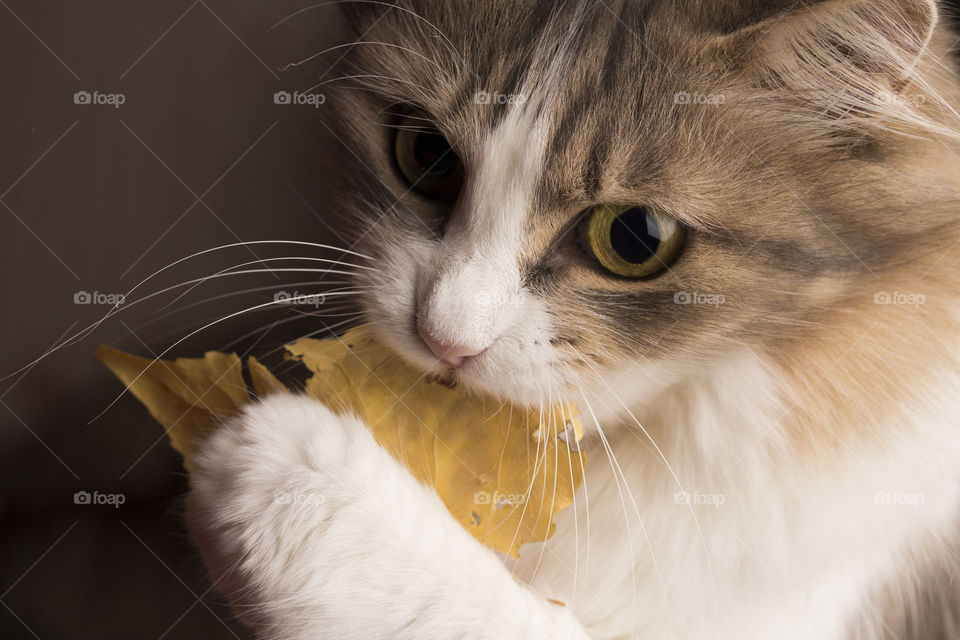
[140,302,360,347]
[570,344,717,627]
[27,269,361,357]
[301,74,430,95]
[140,280,355,325]
[280,41,449,78]
[158,256,375,311]
[2,240,371,381]
[268,0,465,68]
[230,314,364,374]
[376,108,435,123]
[528,386,562,583]
[579,391,675,629]
[503,397,547,557]
[560,397,582,608]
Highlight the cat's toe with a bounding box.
[198,394,369,475]
[187,394,379,535]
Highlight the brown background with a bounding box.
[0,1,352,638]
[2,2,960,639]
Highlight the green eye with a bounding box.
[394,114,463,199]
[579,205,686,279]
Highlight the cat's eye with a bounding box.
[579,205,685,279]
[394,114,463,199]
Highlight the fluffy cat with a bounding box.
[185,1,960,638]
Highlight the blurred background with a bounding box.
[2,2,960,639]
[0,1,357,637]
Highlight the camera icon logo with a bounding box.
[473,491,491,505]
[74,291,92,304]
[274,91,292,105]
[674,291,692,305]
[874,291,892,305]
[74,91,91,105]
[74,490,92,504]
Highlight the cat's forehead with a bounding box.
[350,0,765,226]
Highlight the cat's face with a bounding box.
[328,0,955,409]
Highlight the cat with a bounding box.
[184,1,960,638]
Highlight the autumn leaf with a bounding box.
[97,326,585,556]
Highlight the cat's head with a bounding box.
[324,0,960,413]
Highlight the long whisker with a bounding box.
[233,315,364,387]
[280,42,448,77]
[560,398,583,608]
[268,0,465,68]
[244,320,359,383]
[528,386,562,583]
[579,391,675,630]
[503,397,547,558]
[570,343,719,626]
[158,256,375,312]
[15,268,363,362]
[141,301,360,347]
[2,241,371,380]
[140,280,355,326]
[301,74,430,96]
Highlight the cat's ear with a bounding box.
[715,0,948,140]
[722,0,937,91]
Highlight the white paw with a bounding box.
[191,393,376,522]
[186,395,388,632]
[186,394,589,640]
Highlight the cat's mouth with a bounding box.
[425,370,459,389]
[361,290,563,410]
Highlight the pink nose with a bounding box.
[417,324,484,368]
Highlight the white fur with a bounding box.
[187,396,589,640]
[363,68,576,406]
[187,351,960,639]
[415,96,546,354]
[515,349,960,638]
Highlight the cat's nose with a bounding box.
[417,323,484,368]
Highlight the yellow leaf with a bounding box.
[247,355,288,399]
[97,327,586,556]
[95,346,249,473]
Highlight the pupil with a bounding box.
[610,207,660,264]
[414,130,457,179]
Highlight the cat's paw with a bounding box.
[186,394,589,640]
[185,395,389,631]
